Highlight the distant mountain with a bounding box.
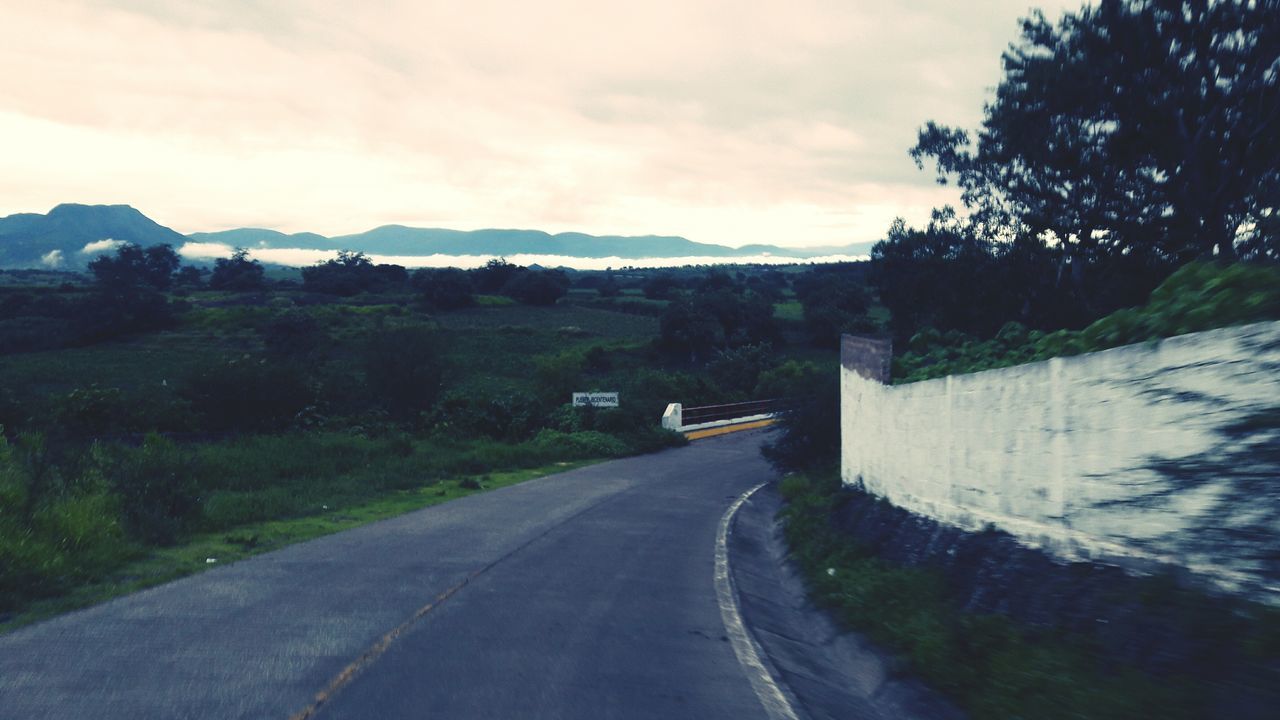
[0,204,187,269]
[0,204,874,270]
[185,227,329,249]
[192,225,875,260]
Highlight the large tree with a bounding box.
[912,0,1280,261]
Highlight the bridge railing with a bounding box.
[661,398,794,434]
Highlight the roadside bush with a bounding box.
[762,368,840,472]
[590,407,645,435]
[617,426,688,454]
[0,435,130,612]
[433,391,544,441]
[101,436,202,546]
[529,429,629,459]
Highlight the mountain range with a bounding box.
[0,204,874,269]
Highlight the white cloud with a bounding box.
[80,238,124,254]
[40,249,65,267]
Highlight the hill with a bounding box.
[0,204,187,269]
[1,204,875,269]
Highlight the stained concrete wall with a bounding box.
[841,322,1280,601]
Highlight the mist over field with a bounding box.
[176,241,870,270]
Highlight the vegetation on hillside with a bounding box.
[894,262,1280,382]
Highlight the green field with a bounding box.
[773,300,803,321]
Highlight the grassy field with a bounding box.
[773,300,803,321]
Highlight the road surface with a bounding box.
[0,430,789,720]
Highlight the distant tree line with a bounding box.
[0,244,580,357]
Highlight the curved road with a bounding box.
[0,430,785,720]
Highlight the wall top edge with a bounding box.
[852,319,1280,388]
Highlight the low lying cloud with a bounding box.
[40,249,64,267]
[177,242,868,271]
[81,238,123,254]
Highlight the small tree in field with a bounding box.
[208,249,265,291]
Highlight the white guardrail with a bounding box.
[661,400,784,434]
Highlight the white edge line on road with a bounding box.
[715,482,804,720]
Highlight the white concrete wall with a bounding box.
[842,321,1280,601]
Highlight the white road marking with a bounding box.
[715,482,803,720]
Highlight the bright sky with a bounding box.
[0,0,1079,248]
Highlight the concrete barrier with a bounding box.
[841,323,1280,602]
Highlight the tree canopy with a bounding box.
[911,0,1279,262]
[209,248,265,291]
[88,243,180,292]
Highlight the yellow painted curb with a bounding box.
[684,418,776,440]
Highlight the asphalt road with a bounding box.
[0,430,785,720]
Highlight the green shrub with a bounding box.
[533,351,585,404]
[0,435,132,612]
[894,262,1280,382]
[101,436,202,546]
[434,392,544,441]
[707,343,776,398]
[754,360,824,399]
[530,429,629,459]
[762,368,841,472]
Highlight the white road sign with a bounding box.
[573,392,619,407]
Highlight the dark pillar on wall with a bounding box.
[840,334,892,384]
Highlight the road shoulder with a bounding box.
[729,484,965,720]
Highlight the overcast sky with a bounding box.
[0,0,1079,248]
